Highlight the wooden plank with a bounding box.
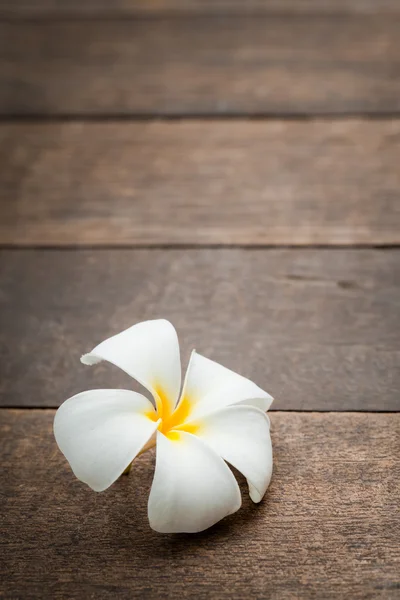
[0,249,398,411]
[1,17,400,116]
[1,120,399,246]
[2,0,400,17]
[1,409,399,599]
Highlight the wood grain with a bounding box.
[1,409,399,599]
[1,119,400,246]
[2,0,400,17]
[0,249,399,410]
[1,17,400,116]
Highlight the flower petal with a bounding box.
[148,430,241,533]
[81,319,181,417]
[54,389,159,492]
[193,406,273,503]
[179,351,273,421]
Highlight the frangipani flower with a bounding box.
[54,319,273,533]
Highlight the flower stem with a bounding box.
[120,438,157,478]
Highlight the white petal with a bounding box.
[193,406,273,503]
[81,319,181,417]
[54,389,159,492]
[180,351,273,421]
[148,431,241,533]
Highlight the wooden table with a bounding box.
[1,2,399,598]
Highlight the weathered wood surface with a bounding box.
[1,410,399,599]
[1,120,399,246]
[0,249,398,410]
[2,0,400,17]
[1,17,400,116]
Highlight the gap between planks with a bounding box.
[1,244,399,250]
[3,113,400,121]
[2,0,400,18]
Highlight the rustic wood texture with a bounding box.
[0,249,398,411]
[1,119,400,246]
[1,17,400,116]
[1,409,399,599]
[1,0,399,594]
[2,0,400,17]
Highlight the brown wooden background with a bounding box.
[0,1,399,598]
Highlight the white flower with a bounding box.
[54,319,273,533]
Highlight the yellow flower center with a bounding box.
[146,385,200,440]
